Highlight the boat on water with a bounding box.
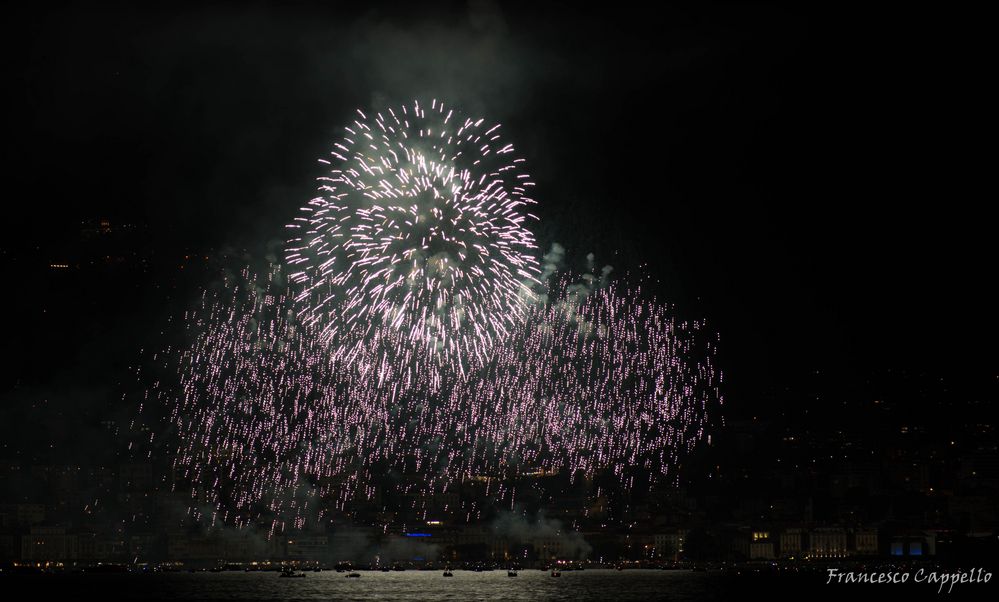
[551,569,561,577]
[507,569,518,577]
[279,567,306,578]
[442,568,454,577]
[346,571,361,578]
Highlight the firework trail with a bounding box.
[285,99,541,376]
[136,100,722,531]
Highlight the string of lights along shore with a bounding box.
[137,100,723,532]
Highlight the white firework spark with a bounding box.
[285,99,541,374]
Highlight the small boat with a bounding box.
[346,571,361,578]
[507,570,518,577]
[551,569,561,577]
[279,567,306,578]
[442,569,454,577]
[380,567,391,572]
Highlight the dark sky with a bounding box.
[1,2,993,435]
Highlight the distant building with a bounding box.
[21,526,77,562]
[809,528,847,558]
[890,531,935,557]
[0,534,19,561]
[166,531,222,563]
[94,534,128,561]
[1,503,45,526]
[286,534,328,561]
[119,463,153,493]
[749,530,775,560]
[733,529,775,560]
[653,530,686,560]
[780,528,805,558]
[852,528,878,556]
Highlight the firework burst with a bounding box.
[285,99,541,374]
[135,101,722,532]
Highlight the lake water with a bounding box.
[2,570,740,601]
[1,568,979,600]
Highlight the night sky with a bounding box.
[1,2,992,450]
